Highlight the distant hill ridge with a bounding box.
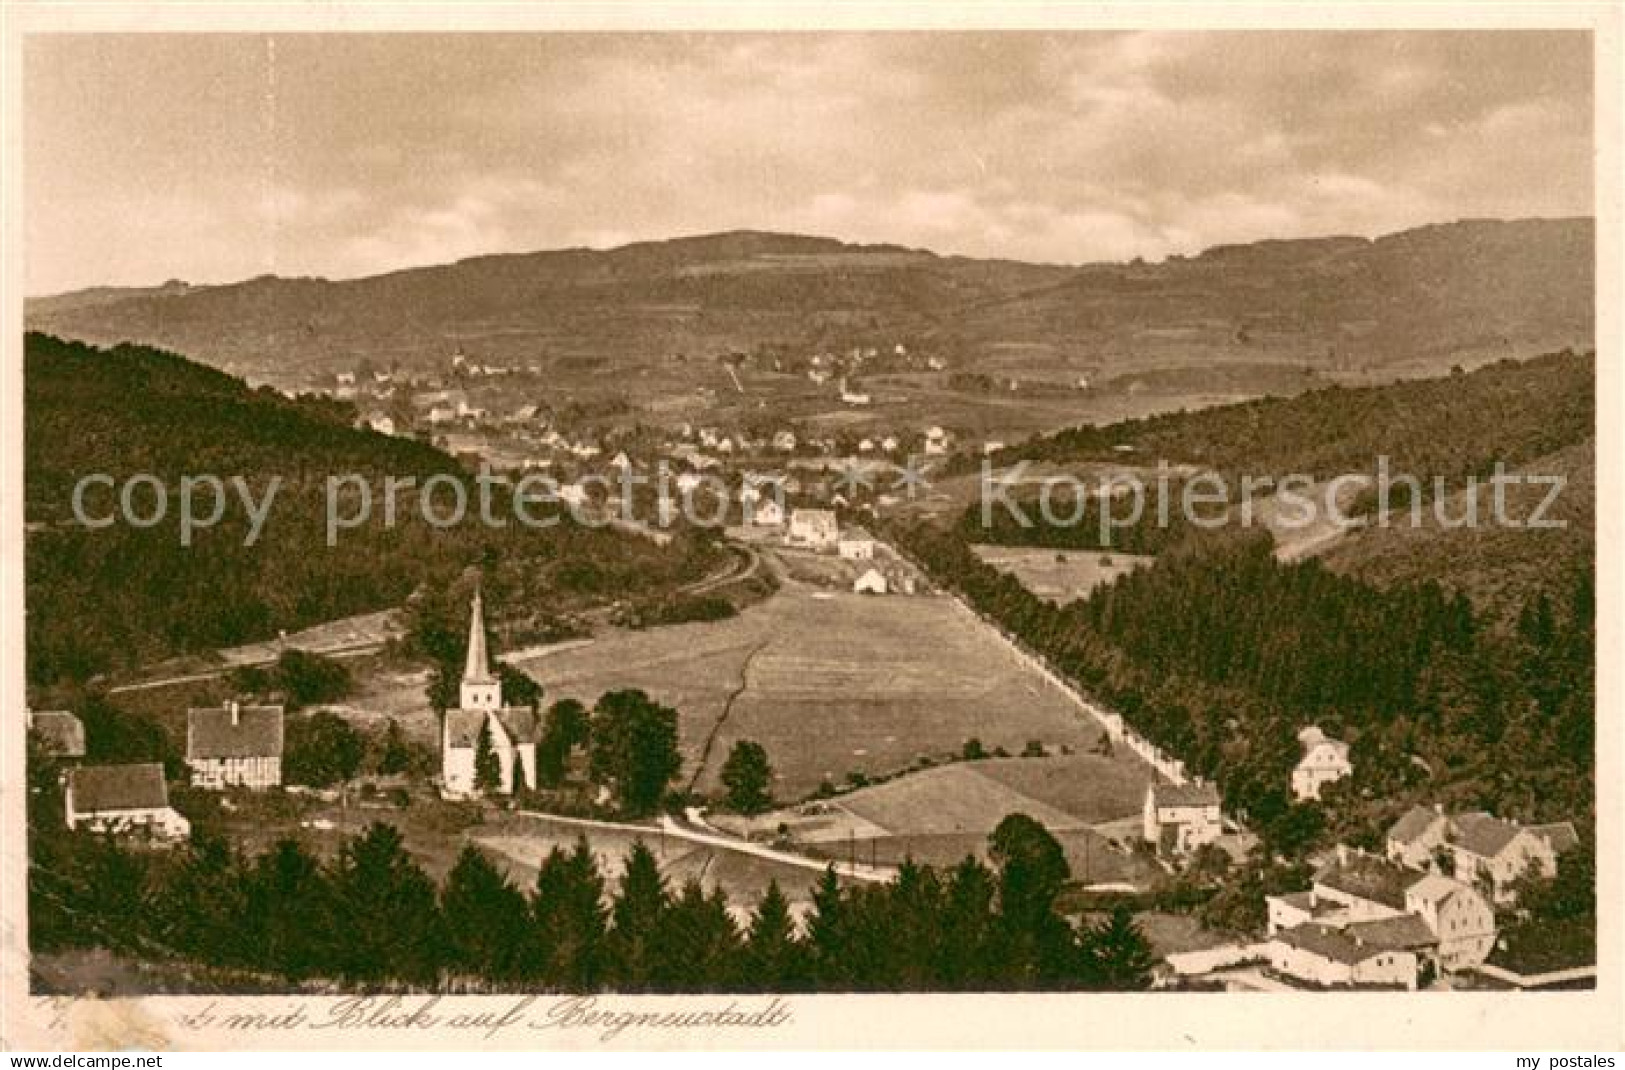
[26,217,1593,384]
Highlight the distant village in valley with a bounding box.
[281,340,1009,503]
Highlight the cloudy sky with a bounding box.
[24,31,1592,295]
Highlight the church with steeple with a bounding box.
[440,590,543,797]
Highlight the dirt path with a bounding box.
[684,637,771,794]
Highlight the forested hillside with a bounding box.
[997,350,1594,619]
[1321,438,1594,624]
[1009,349,1593,488]
[893,523,1593,862]
[912,354,1596,853]
[26,219,1592,384]
[24,333,721,685]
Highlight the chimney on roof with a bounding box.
[230,700,240,727]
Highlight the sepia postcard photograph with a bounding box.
[1,0,1621,1055]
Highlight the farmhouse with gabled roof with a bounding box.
[1141,780,1222,857]
[64,763,190,841]
[187,702,284,790]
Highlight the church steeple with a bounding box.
[459,589,502,711]
[463,588,494,684]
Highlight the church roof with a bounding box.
[445,707,543,749]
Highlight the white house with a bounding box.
[853,568,889,595]
[838,529,877,561]
[441,591,543,797]
[1266,922,1419,990]
[186,702,284,790]
[1291,726,1352,801]
[923,426,951,456]
[1385,806,1578,903]
[64,763,190,841]
[1142,781,1222,857]
[1405,873,1497,971]
[786,508,840,551]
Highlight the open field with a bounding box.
[971,755,1155,824]
[513,579,1113,799]
[971,545,1154,603]
[742,754,1156,883]
[836,762,1092,835]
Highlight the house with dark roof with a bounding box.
[1447,812,1572,901]
[27,708,85,760]
[1266,921,1419,989]
[1386,806,1579,903]
[441,591,543,797]
[1267,848,1411,933]
[1386,804,1450,869]
[1266,844,1497,982]
[837,528,877,561]
[64,763,190,840]
[187,702,284,790]
[1141,780,1222,857]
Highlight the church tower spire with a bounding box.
[459,588,502,711]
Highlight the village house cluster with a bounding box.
[28,699,288,842]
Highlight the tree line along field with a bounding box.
[510,577,1148,802]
